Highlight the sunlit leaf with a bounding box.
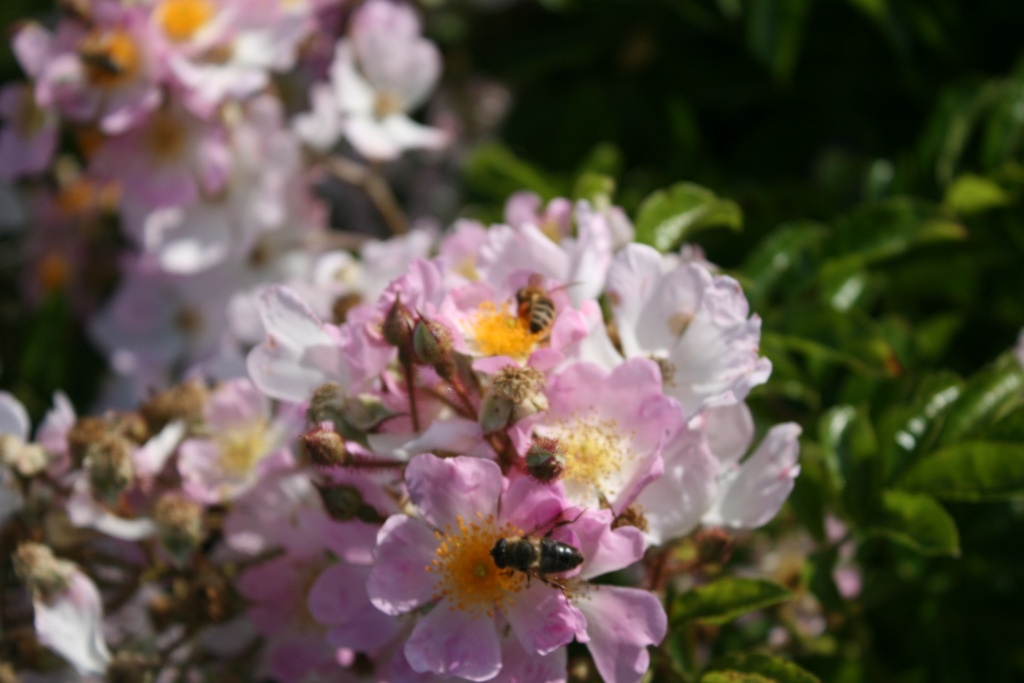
[634,182,742,253]
[819,406,881,523]
[943,173,1011,214]
[707,653,821,683]
[703,672,775,683]
[572,172,615,203]
[671,578,793,626]
[934,355,1024,447]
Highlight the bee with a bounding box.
[490,510,585,598]
[515,273,580,337]
[79,49,125,77]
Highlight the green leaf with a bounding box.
[943,173,1011,214]
[843,0,887,22]
[463,142,562,202]
[982,405,1024,441]
[881,371,963,477]
[823,197,967,270]
[671,578,794,626]
[703,672,775,683]
[864,490,960,556]
[573,142,622,178]
[708,653,821,683]
[762,332,889,377]
[742,221,824,307]
[933,356,1024,447]
[899,442,1024,501]
[819,406,882,522]
[572,172,615,204]
[635,182,742,253]
[745,0,811,81]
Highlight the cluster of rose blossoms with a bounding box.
[0,1,802,682]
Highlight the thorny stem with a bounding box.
[402,361,421,433]
[326,156,409,235]
[421,385,474,419]
[345,454,405,470]
[487,432,519,473]
[647,544,672,591]
[447,375,478,419]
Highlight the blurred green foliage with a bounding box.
[451,1,1024,681]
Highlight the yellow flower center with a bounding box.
[453,256,479,282]
[549,412,635,501]
[426,514,524,618]
[469,301,544,359]
[216,421,270,476]
[79,29,141,87]
[373,90,405,119]
[157,0,216,42]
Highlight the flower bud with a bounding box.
[307,382,345,425]
[412,317,455,379]
[113,411,150,445]
[382,295,416,363]
[525,436,566,483]
[84,434,134,505]
[490,365,548,423]
[301,426,349,467]
[67,416,109,467]
[478,393,514,435]
[13,543,74,599]
[1,435,49,477]
[153,494,203,568]
[140,380,209,433]
[0,662,16,683]
[316,482,385,523]
[341,394,396,432]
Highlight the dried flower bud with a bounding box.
[316,483,384,523]
[525,436,566,483]
[84,434,134,505]
[301,426,349,467]
[489,365,548,423]
[381,295,416,363]
[413,317,455,379]
[140,381,209,433]
[13,543,74,599]
[67,416,109,467]
[113,411,149,445]
[107,651,157,683]
[1,435,49,477]
[154,494,203,567]
[490,365,545,403]
[307,382,346,425]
